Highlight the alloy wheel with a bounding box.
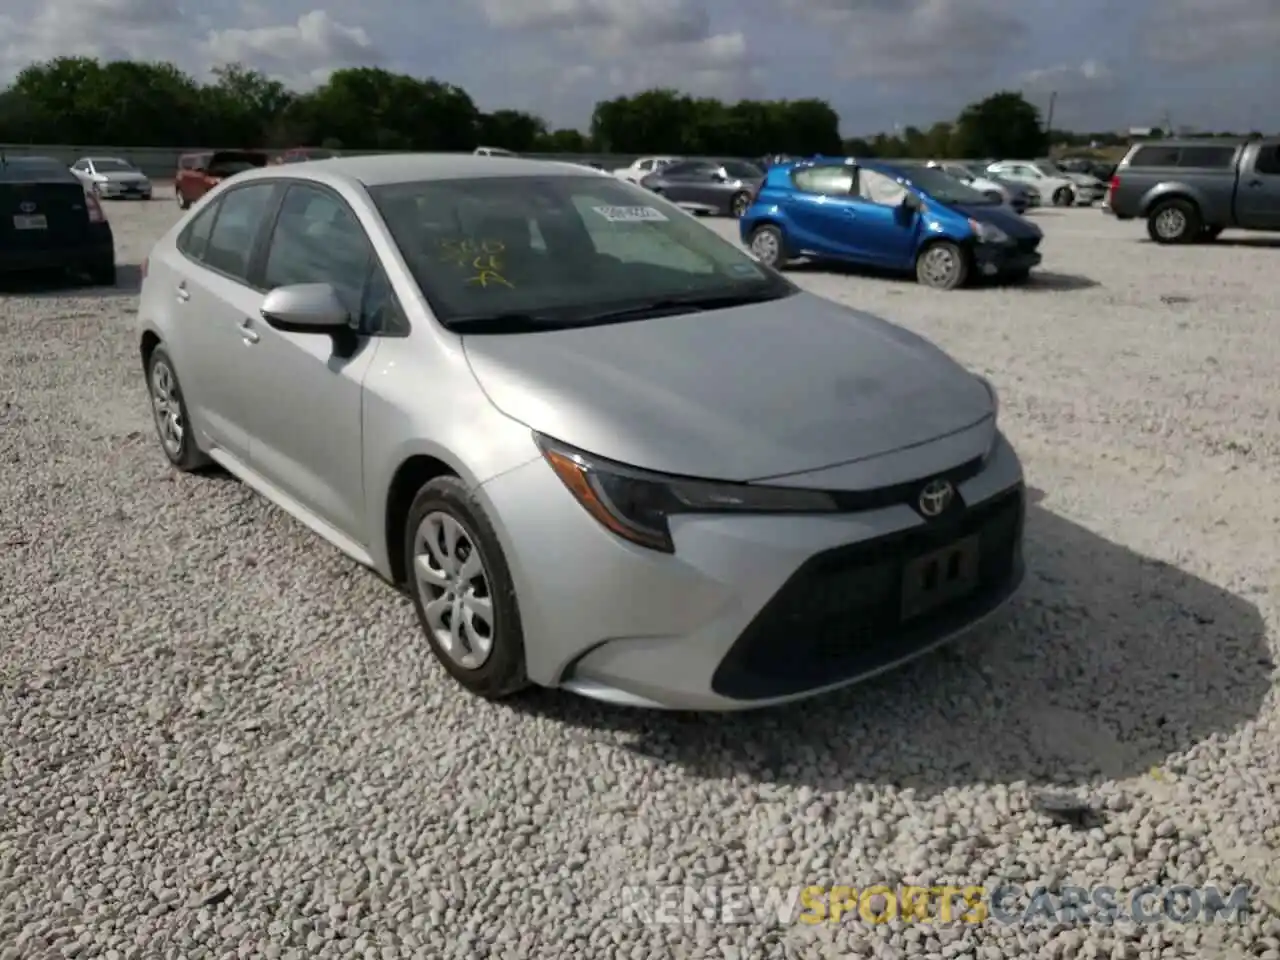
[149,359,184,457]
[920,246,958,287]
[1155,208,1186,240]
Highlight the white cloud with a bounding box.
[1019,60,1115,96]
[1140,0,1280,65]
[202,10,379,88]
[477,0,708,46]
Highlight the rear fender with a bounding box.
[1138,184,1205,218]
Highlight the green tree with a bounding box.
[476,109,547,152]
[951,91,1044,159]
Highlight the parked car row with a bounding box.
[740,156,1043,290]
[134,152,1028,711]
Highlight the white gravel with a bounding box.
[2,190,1278,959]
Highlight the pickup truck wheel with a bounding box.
[1147,199,1200,244]
[916,241,969,290]
[1052,187,1075,207]
[748,225,787,269]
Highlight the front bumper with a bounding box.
[96,181,152,199]
[972,239,1042,277]
[476,432,1026,711]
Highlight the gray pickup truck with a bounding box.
[1106,137,1280,243]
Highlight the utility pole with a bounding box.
[1044,91,1057,148]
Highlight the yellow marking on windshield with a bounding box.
[466,254,513,288]
[436,239,514,287]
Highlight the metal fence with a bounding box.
[0,144,737,179]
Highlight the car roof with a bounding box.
[86,156,129,163]
[225,153,602,187]
[0,157,80,183]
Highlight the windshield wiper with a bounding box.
[574,289,788,324]
[445,312,560,333]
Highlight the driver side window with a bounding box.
[858,169,909,207]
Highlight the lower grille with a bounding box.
[710,485,1025,700]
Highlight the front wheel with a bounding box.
[748,224,787,269]
[915,241,969,290]
[729,191,752,218]
[1052,187,1075,207]
[405,476,529,701]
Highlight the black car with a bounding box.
[0,156,115,285]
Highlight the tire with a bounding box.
[729,191,751,218]
[405,476,529,701]
[1052,187,1074,207]
[915,241,969,290]
[1146,199,1200,244]
[748,224,787,269]
[146,347,210,471]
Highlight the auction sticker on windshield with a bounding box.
[593,206,668,222]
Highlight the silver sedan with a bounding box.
[70,156,153,199]
[136,155,1026,711]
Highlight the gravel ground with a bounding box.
[2,190,1278,959]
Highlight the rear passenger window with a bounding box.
[203,183,277,282]
[792,166,855,195]
[177,202,219,261]
[1177,146,1237,168]
[1129,146,1180,167]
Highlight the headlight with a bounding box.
[975,375,999,462]
[968,219,1010,244]
[535,434,838,553]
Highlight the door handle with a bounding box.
[175,282,189,302]
[238,318,260,344]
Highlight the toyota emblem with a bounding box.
[18,201,36,213]
[917,479,955,518]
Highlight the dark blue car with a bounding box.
[739,158,1043,289]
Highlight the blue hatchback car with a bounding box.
[739,158,1043,289]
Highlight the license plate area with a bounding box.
[901,534,980,620]
[13,214,47,230]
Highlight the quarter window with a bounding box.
[262,184,372,313]
[1255,145,1280,175]
[1129,145,1181,168]
[1177,146,1237,169]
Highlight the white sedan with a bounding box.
[70,157,153,199]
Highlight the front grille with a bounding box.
[827,455,984,517]
[710,485,1025,701]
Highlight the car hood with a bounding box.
[951,203,1042,238]
[462,292,995,482]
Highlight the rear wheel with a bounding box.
[748,224,787,269]
[1147,199,1200,244]
[915,241,969,290]
[405,476,529,700]
[146,347,209,471]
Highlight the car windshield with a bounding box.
[898,165,996,205]
[1037,160,1068,175]
[92,159,134,172]
[369,174,794,331]
[722,160,763,179]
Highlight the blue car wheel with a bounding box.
[748,225,786,268]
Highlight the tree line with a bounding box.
[0,57,1266,162]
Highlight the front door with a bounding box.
[235,182,377,541]
[1239,144,1280,230]
[844,168,919,268]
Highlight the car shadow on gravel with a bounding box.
[989,272,1099,292]
[514,500,1271,795]
[0,264,142,299]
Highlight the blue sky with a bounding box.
[1,0,1277,135]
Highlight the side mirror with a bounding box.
[261,283,359,356]
[901,192,922,212]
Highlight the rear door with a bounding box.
[0,170,92,259]
[1237,143,1280,229]
[657,161,714,204]
[167,181,282,463]
[781,164,861,258]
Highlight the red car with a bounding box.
[271,147,340,165]
[174,150,269,209]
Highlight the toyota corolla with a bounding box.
[136,154,1026,711]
